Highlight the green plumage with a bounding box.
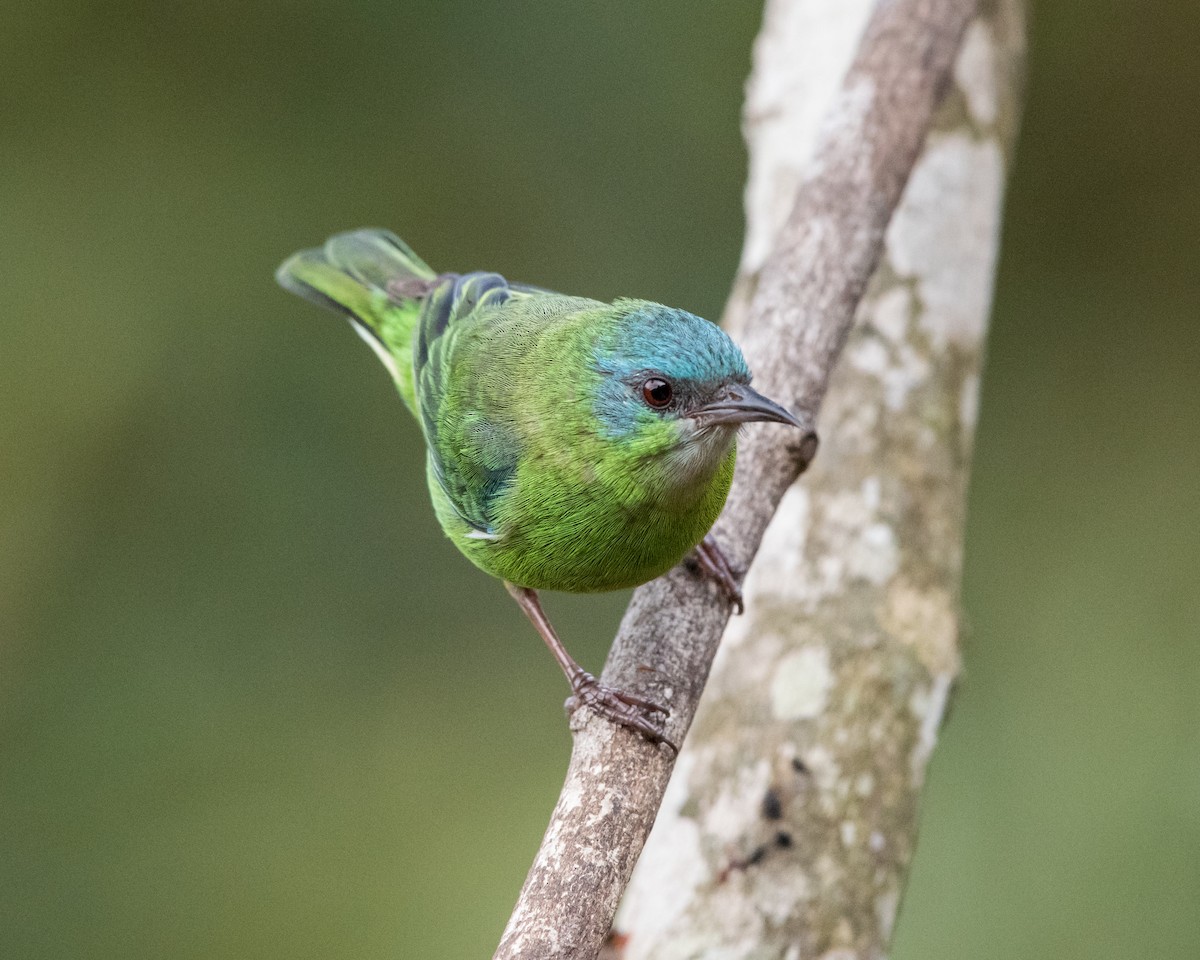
[278,228,803,742]
[277,229,745,593]
[277,230,434,411]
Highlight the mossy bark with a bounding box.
[612,2,1025,958]
[494,1,1005,957]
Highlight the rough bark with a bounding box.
[493,1,990,958]
[612,1,1025,958]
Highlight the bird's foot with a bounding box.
[566,672,676,751]
[691,533,745,614]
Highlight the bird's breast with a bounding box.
[449,442,736,593]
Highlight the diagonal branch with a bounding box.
[493,1,979,957]
[615,0,1025,955]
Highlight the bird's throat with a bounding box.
[654,428,737,509]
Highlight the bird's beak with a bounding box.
[690,383,804,427]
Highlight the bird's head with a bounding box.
[591,301,801,485]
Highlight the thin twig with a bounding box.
[493,1,979,957]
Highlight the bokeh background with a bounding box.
[3,1,1197,957]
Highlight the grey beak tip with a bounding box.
[691,383,810,429]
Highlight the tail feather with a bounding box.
[276,229,436,410]
[323,229,435,293]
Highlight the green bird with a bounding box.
[276,229,805,746]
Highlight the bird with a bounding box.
[276,228,806,747]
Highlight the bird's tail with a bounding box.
[275,229,437,410]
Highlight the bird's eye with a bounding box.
[641,378,673,408]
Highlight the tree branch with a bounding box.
[493,2,980,957]
[615,1,1025,956]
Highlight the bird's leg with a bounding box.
[691,533,745,614]
[503,582,675,750]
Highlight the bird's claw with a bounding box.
[691,534,745,614]
[566,673,677,751]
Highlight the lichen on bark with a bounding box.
[613,2,1025,958]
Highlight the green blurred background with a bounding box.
[2,1,1197,957]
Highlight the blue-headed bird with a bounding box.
[277,229,807,746]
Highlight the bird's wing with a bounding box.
[413,272,533,538]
